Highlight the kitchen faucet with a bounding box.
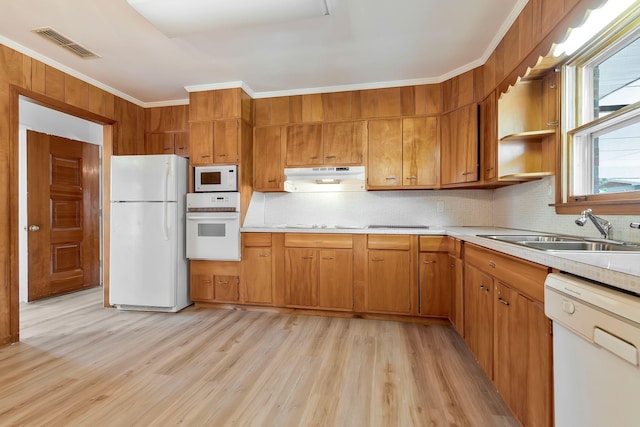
[575,209,612,240]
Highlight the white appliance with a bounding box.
[186,192,240,261]
[284,166,365,192]
[194,165,238,192]
[109,154,191,312]
[545,273,640,427]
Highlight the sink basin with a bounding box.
[478,234,640,252]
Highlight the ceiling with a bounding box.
[0,0,525,106]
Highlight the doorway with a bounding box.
[18,97,104,303]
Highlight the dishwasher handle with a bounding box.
[594,327,639,366]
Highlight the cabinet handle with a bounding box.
[549,84,557,89]
[326,155,336,159]
[480,285,490,292]
[488,261,496,269]
[217,281,229,285]
[201,155,211,158]
[485,167,494,171]
[372,257,385,261]
[385,176,397,180]
[546,121,558,127]
[268,179,277,183]
[218,153,228,157]
[423,260,436,264]
[310,156,319,159]
[259,254,269,258]
[498,298,510,306]
[322,256,335,260]
[406,176,417,180]
[461,171,475,176]
[302,256,314,259]
[163,148,172,151]
[450,264,455,268]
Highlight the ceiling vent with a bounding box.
[32,27,99,59]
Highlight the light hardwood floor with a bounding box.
[0,288,518,426]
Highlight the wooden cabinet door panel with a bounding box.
[480,93,497,182]
[463,263,493,376]
[457,104,479,183]
[367,119,403,187]
[449,254,464,336]
[323,121,365,165]
[254,126,283,191]
[242,247,273,304]
[145,133,174,155]
[190,274,214,301]
[366,249,411,314]
[213,119,239,163]
[403,117,438,187]
[174,132,189,157]
[318,249,353,310]
[419,252,450,317]
[189,121,214,164]
[284,248,318,307]
[284,124,323,166]
[214,275,239,302]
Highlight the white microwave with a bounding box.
[194,165,238,192]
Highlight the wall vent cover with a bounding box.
[32,27,99,58]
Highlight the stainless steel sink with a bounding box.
[477,234,640,252]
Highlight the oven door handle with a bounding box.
[186,214,239,221]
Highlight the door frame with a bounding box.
[9,85,116,342]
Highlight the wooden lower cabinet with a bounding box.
[463,263,494,376]
[419,252,450,317]
[464,243,552,427]
[365,235,417,315]
[241,233,274,305]
[283,234,354,311]
[189,261,240,303]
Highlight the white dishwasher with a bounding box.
[545,273,640,427]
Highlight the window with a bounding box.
[561,5,640,212]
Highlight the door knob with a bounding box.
[28,225,40,232]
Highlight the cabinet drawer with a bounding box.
[368,235,411,250]
[243,232,272,247]
[465,244,548,302]
[284,233,353,249]
[190,260,240,276]
[419,236,450,252]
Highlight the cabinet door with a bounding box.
[284,248,318,307]
[189,121,214,164]
[214,275,239,302]
[213,119,239,163]
[318,249,353,310]
[403,117,438,187]
[254,126,283,191]
[441,104,479,185]
[494,283,553,427]
[366,249,411,314]
[463,263,493,376]
[419,252,450,316]
[323,121,365,165]
[190,273,214,301]
[145,133,174,155]
[449,254,464,336]
[367,119,403,187]
[284,123,323,166]
[174,132,189,157]
[480,93,497,182]
[242,247,273,304]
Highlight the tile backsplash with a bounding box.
[244,177,640,243]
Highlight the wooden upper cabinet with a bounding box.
[402,116,438,187]
[213,119,240,163]
[114,98,143,155]
[174,132,189,157]
[254,126,283,191]
[323,121,365,165]
[145,133,174,155]
[189,121,214,164]
[322,91,358,121]
[190,89,241,121]
[443,71,475,112]
[367,118,403,187]
[441,104,479,185]
[360,88,402,118]
[414,84,442,115]
[480,93,498,183]
[284,123,323,166]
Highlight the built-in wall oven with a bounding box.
[186,192,240,261]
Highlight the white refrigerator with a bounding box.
[109,154,191,312]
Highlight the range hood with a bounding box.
[284,166,366,192]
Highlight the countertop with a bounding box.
[241,225,640,295]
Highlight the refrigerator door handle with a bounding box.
[163,160,171,241]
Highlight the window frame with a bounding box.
[557,6,640,214]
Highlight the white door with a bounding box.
[111,155,181,202]
[110,201,177,308]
